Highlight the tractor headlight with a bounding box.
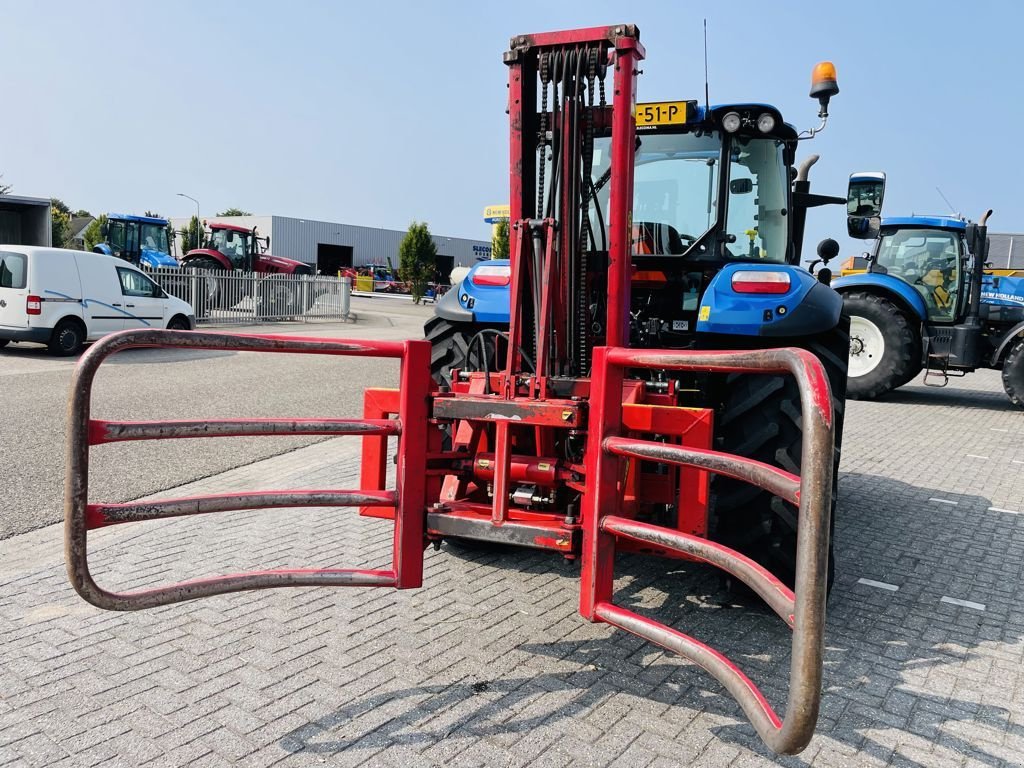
[721,111,741,133]
[756,112,776,133]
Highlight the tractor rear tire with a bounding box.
[844,291,921,399]
[710,318,850,594]
[187,258,224,316]
[1002,339,1024,408]
[424,316,507,388]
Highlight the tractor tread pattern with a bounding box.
[845,291,920,400]
[711,319,850,592]
[1002,338,1024,408]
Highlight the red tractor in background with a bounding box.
[65,25,852,755]
[180,222,314,316]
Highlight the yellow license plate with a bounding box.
[636,101,693,127]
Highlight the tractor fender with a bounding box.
[991,321,1024,366]
[831,273,928,322]
[93,243,113,256]
[434,280,476,323]
[434,259,512,325]
[182,250,232,270]
[696,263,842,337]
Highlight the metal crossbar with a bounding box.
[64,329,431,611]
[581,345,835,755]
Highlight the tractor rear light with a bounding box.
[26,295,42,315]
[471,265,512,287]
[731,271,791,294]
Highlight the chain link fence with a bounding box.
[145,267,352,325]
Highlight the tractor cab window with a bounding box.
[590,132,721,257]
[875,228,962,322]
[210,229,250,269]
[724,138,788,263]
[107,220,127,255]
[140,223,169,254]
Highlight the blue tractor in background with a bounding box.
[94,214,179,269]
[834,174,1024,407]
[425,71,855,590]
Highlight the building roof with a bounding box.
[988,233,1024,269]
[70,216,95,241]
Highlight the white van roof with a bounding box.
[0,245,138,268]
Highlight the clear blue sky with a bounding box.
[1,0,1020,259]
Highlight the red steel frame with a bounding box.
[64,329,431,611]
[582,345,835,755]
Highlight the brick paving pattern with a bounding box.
[1,369,1023,767]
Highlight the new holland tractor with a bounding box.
[834,173,1024,407]
[180,221,314,316]
[64,26,850,754]
[94,213,179,269]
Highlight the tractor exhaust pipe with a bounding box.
[966,209,993,325]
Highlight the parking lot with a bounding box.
[1,315,1023,767]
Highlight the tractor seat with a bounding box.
[632,222,686,256]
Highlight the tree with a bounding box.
[178,215,204,255]
[73,209,92,218]
[0,174,11,195]
[398,221,437,303]
[491,220,509,260]
[143,210,162,218]
[217,208,251,217]
[83,214,108,252]
[51,199,72,248]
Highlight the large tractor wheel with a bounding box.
[424,316,507,388]
[259,276,298,319]
[710,318,850,594]
[844,291,921,399]
[186,258,224,316]
[1002,339,1024,408]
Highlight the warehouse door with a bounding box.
[317,244,353,276]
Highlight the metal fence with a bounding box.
[145,267,352,325]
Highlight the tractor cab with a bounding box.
[206,224,262,271]
[96,214,179,269]
[871,218,968,323]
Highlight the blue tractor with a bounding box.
[94,214,179,269]
[426,71,854,589]
[833,174,1024,407]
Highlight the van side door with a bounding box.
[116,267,167,330]
[75,258,126,338]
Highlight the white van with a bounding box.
[0,246,195,355]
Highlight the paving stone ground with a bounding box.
[1,369,1023,767]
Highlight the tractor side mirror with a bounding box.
[729,178,753,195]
[846,171,886,239]
[100,222,109,237]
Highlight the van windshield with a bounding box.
[0,251,27,289]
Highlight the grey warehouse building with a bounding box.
[169,215,492,282]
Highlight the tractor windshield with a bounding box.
[875,228,962,321]
[210,228,252,269]
[140,223,169,254]
[590,132,789,262]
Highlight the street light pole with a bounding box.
[176,193,200,252]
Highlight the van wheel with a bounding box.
[167,316,190,331]
[48,319,85,356]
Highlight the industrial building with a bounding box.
[168,215,491,281]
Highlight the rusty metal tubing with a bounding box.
[603,437,800,505]
[87,490,398,528]
[64,329,418,612]
[601,516,795,626]
[595,602,796,750]
[85,569,398,612]
[601,345,834,755]
[91,418,399,444]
